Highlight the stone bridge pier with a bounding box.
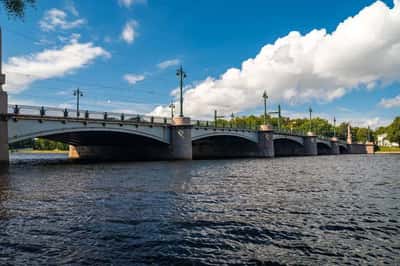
[303,132,318,156]
[330,138,340,155]
[0,90,7,164]
[170,117,192,160]
[257,124,275,158]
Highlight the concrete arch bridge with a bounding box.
[0,105,374,162]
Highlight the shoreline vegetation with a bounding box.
[11,149,68,154]
[375,146,400,154]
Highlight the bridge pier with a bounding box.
[170,117,192,160]
[366,142,375,154]
[0,91,8,164]
[330,138,340,155]
[258,124,274,158]
[348,143,375,154]
[68,145,79,159]
[303,132,318,156]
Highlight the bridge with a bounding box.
[0,104,374,163]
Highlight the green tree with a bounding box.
[0,0,35,18]
[387,117,400,144]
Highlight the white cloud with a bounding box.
[379,94,400,108]
[4,39,110,93]
[39,8,85,31]
[349,117,391,129]
[121,20,138,44]
[157,59,180,69]
[118,0,147,8]
[151,0,400,118]
[65,0,79,16]
[123,73,145,85]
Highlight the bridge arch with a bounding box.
[8,120,172,161]
[191,130,258,143]
[192,134,259,159]
[338,144,348,154]
[273,138,304,157]
[317,141,332,155]
[9,126,169,145]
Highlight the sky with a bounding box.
[1,0,399,128]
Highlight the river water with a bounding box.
[0,154,399,265]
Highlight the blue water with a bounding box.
[0,154,399,265]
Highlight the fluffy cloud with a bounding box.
[39,8,85,31]
[157,59,180,69]
[121,20,138,44]
[151,0,400,118]
[379,94,400,108]
[4,39,110,93]
[118,0,147,8]
[65,0,79,16]
[124,73,145,85]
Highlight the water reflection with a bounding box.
[0,164,10,219]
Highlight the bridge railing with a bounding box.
[191,119,259,131]
[7,104,172,125]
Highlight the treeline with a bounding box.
[9,138,69,151]
[217,114,376,143]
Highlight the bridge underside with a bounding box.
[339,145,348,154]
[192,135,259,159]
[45,131,171,161]
[317,143,332,155]
[273,139,304,157]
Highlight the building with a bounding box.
[377,134,399,147]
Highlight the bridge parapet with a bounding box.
[7,104,172,125]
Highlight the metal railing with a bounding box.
[191,119,259,131]
[7,104,172,125]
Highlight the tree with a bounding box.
[387,117,400,144]
[0,0,35,18]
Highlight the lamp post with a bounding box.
[214,110,224,128]
[367,126,371,142]
[290,121,296,134]
[277,104,281,131]
[73,88,83,117]
[262,90,268,125]
[333,116,336,137]
[308,106,313,133]
[230,113,235,128]
[176,66,187,117]
[169,101,175,118]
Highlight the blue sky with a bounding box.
[1,0,399,127]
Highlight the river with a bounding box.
[0,153,399,265]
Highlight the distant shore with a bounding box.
[11,149,68,154]
[375,151,400,154]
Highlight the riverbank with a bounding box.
[375,151,400,154]
[11,149,68,154]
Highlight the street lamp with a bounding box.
[73,88,83,117]
[262,90,268,125]
[290,120,297,134]
[230,113,235,128]
[277,104,281,131]
[169,101,175,118]
[333,116,337,137]
[176,66,187,117]
[214,110,224,128]
[308,106,313,133]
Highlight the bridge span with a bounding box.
[0,104,375,163]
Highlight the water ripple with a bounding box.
[0,153,398,265]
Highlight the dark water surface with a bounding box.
[0,154,399,265]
